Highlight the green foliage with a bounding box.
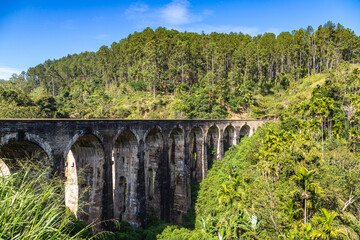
[182,181,200,229]
[0,161,88,239]
[35,95,57,112]
[130,80,147,91]
[0,22,356,119]
[159,64,360,238]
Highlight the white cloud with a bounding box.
[160,0,191,25]
[0,67,22,80]
[125,0,208,28]
[125,2,154,28]
[126,2,149,14]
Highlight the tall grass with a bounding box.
[0,158,89,240]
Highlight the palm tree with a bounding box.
[310,208,347,239]
[291,167,319,224]
[217,176,244,206]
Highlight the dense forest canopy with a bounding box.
[0,21,359,119]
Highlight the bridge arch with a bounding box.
[0,139,51,176]
[168,127,185,189]
[1,132,53,160]
[63,130,104,161]
[189,126,204,181]
[144,127,164,217]
[112,129,139,223]
[143,125,163,143]
[64,133,105,227]
[239,124,251,141]
[223,125,236,154]
[169,127,186,220]
[206,125,220,170]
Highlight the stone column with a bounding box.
[160,132,171,222]
[202,133,207,179]
[218,128,224,160]
[235,126,241,144]
[184,130,191,211]
[102,135,114,229]
[137,140,146,228]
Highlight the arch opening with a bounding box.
[169,128,184,189]
[144,128,163,217]
[0,141,50,176]
[189,127,203,181]
[207,125,219,170]
[64,134,105,226]
[169,128,186,222]
[112,130,138,223]
[223,125,236,154]
[239,125,251,141]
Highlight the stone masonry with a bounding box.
[0,119,265,228]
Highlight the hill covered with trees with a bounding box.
[156,63,360,239]
[0,21,359,119]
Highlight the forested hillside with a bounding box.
[0,21,359,119]
[156,62,360,239]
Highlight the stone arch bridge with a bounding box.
[0,119,264,227]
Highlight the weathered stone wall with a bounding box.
[112,130,139,225]
[0,119,265,227]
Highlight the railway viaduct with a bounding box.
[0,119,265,227]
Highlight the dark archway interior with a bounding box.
[0,141,49,175]
[112,130,138,223]
[169,128,184,188]
[240,125,251,141]
[144,129,163,218]
[223,125,236,154]
[169,128,187,223]
[189,127,203,181]
[65,134,105,227]
[207,126,219,170]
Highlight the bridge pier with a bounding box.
[102,135,114,228]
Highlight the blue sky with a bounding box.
[0,0,359,80]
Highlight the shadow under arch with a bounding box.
[206,125,220,170]
[144,128,164,220]
[64,133,105,229]
[168,127,184,189]
[223,125,236,154]
[0,140,51,176]
[169,127,186,223]
[239,124,251,142]
[189,126,204,181]
[112,129,139,223]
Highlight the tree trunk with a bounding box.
[312,32,316,76]
[304,198,307,224]
[321,118,324,157]
[52,77,55,96]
